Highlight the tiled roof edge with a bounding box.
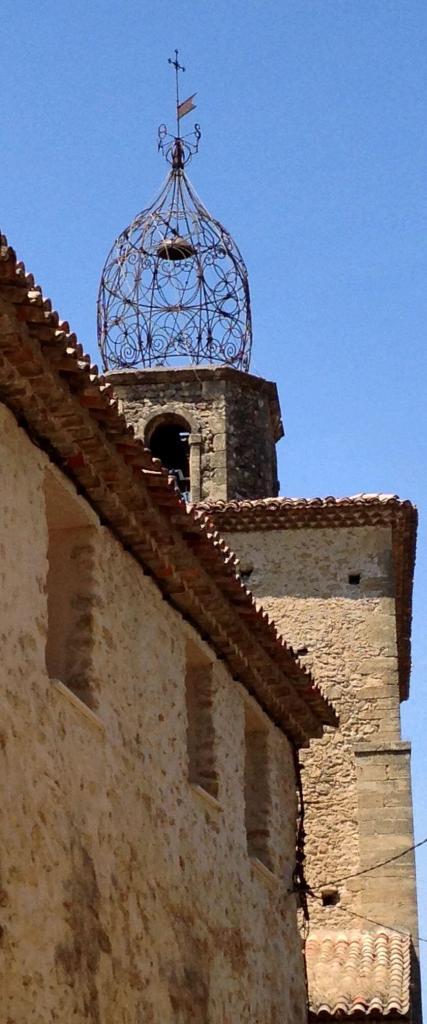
[0,234,337,746]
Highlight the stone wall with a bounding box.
[222,524,418,941]
[0,401,306,1024]
[355,742,418,930]
[107,366,281,501]
[223,374,280,500]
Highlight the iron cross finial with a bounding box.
[158,51,200,163]
[168,49,185,137]
[168,49,185,75]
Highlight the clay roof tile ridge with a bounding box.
[0,234,338,743]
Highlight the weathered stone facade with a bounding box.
[0,401,309,1024]
[218,524,418,932]
[107,366,282,502]
[108,350,420,1019]
[203,510,420,1023]
[0,219,419,1024]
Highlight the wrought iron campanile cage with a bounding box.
[97,75,252,372]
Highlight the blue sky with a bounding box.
[2,0,426,1000]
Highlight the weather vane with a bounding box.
[158,49,200,166]
[97,50,253,374]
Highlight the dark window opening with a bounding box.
[185,643,218,799]
[348,573,361,586]
[240,569,253,584]
[44,470,96,708]
[244,706,273,871]
[296,646,308,657]
[149,422,190,499]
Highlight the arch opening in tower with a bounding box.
[148,418,191,500]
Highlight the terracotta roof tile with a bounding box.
[0,234,337,746]
[195,496,417,702]
[194,494,415,529]
[306,929,411,1018]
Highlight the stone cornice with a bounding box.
[107,364,284,442]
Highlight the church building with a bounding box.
[0,68,420,1024]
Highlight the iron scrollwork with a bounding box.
[98,129,252,372]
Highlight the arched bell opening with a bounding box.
[147,415,191,500]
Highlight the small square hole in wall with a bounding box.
[239,561,254,584]
[348,573,361,586]
[321,887,340,907]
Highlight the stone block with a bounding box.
[359,657,398,675]
[210,451,227,469]
[213,432,227,452]
[356,763,388,782]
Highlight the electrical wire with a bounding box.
[308,890,427,945]
[286,839,425,942]
[304,835,427,893]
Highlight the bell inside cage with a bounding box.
[156,237,196,261]
[98,117,252,372]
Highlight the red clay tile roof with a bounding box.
[195,496,417,701]
[306,929,411,1018]
[195,494,415,530]
[0,234,337,746]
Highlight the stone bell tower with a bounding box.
[97,101,281,502]
[98,64,421,1024]
[106,366,282,502]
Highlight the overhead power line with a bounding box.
[308,891,427,946]
[308,836,427,892]
[289,836,427,943]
